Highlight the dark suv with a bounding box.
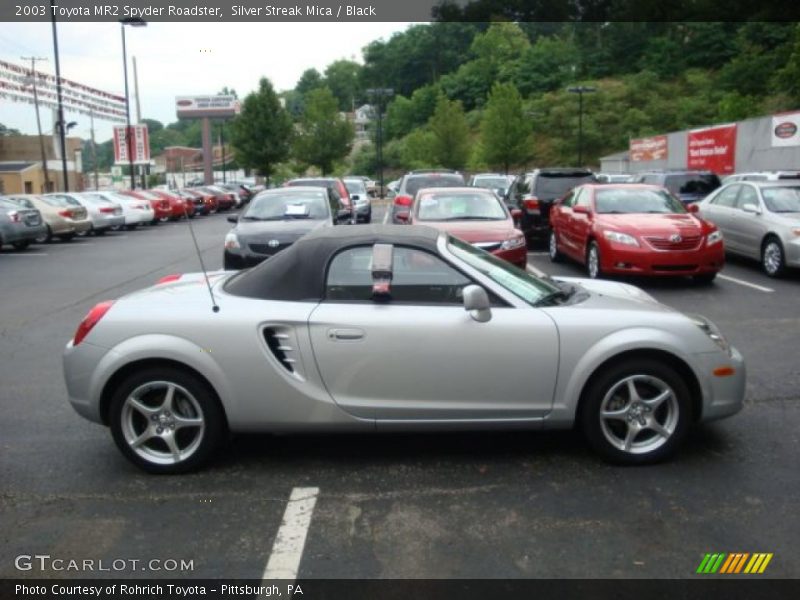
[630,171,721,204]
[386,170,466,224]
[506,168,596,243]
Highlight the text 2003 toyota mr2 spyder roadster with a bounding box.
[63,225,745,473]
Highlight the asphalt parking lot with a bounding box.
[1,205,798,579]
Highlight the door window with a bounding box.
[326,246,470,304]
[710,185,741,208]
[735,185,759,209]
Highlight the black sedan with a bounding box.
[223,187,351,269]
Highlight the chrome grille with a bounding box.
[249,242,291,255]
[473,242,502,252]
[644,234,702,251]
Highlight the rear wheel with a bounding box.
[586,241,602,279]
[762,237,785,278]
[548,230,562,262]
[35,225,52,244]
[580,359,691,464]
[109,367,225,474]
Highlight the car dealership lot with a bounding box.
[1,207,798,579]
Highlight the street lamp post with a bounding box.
[567,85,596,166]
[120,17,146,190]
[49,0,69,192]
[366,88,393,198]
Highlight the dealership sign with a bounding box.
[687,124,737,174]
[630,135,668,161]
[175,95,241,119]
[771,111,800,147]
[113,125,150,164]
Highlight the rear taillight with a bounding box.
[73,301,115,346]
[394,195,413,207]
[157,274,182,284]
[58,209,72,217]
[99,206,115,214]
[523,198,540,212]
[8,210,20,223]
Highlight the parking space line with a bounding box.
[262,486,319,581]
[0,253,48,256]
[526,264,547,277]
[527,252,549,256]
[718,274,774,293]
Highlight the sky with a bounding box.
[0,22,412,143]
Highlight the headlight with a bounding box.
[501,235,525,250]
[792,228,800,237]
[603,230,639,247]
[706,230,723,246]
[224,232,240,250]
[689,314,731,355]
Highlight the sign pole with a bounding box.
[201,117,213,185]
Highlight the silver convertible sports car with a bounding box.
[63,225,745,473]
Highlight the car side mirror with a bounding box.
[227,215,239,223]
[687,204,699,214]
[395,210,410,223]
[462,285,492,323]
[741,203,760,214]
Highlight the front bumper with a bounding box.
[600,240,725,276]
[492,245,528,269]
[785,235,800,268]
[696,346,746,422]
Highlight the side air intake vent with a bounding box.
[263,327,301,377]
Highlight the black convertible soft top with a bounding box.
[224,224,442,301]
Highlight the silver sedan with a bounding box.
[63,225,745,473]
[698,181,800,276]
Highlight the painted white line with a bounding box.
[526,264,547,277]
[262,487,319,581]
[718,274,774,293]
[0,253,48,256]
[527,251,549,256]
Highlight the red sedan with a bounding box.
[149,190,193,220]
[398,187,527,268]
[120,190,171,224]
[548,184,724,282]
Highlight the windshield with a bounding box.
[417,191,507,221]
[244,192,329,220]
[534,173,595,199]
[83,194,115,205]
[447,235,558,306]
[595,188,686,214]
[664,174,720,196]
[47,194,82,207]
[343,179,367,195]
[761,186,800,213]
[471,176,512,190]
[405,174,465,197]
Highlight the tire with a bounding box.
[109,367,225,474]
[76,227,89,238]
[586,241,602,279]
[94,228,106,236]
[548,230,562,263]
[761,237,786,278]
[158,216,170,223]
[12,240,30,251]
[58,233,75,242]
[35,225,52,244]
[580,359,691,465]
[692,273,717,285]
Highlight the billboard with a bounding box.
[630,135,668,161]
[113,125,150,164]
[176,95,240,119]
[687,124,737,174]
[771,111,800,147]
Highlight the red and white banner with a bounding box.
[771,111,800,147]
[630,135,668,162]
[113,125,150,164]
[687,124,737,174]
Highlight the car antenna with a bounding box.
[183,196,220,313]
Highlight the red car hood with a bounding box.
[413,219,517,242]
[597,213,707,235]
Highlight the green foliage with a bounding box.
[480,83,531,173]
[229,77,293,178]
[0,123,21,136]
[292,87,354,176]
[385,85,440,140]
[427,94,470,170]
[399,129,436,170]
[324,60,363,111]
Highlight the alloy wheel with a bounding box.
[763,241,783,276]
[588,244,600,279]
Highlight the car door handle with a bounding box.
[327,328,365,341]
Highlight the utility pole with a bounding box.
[220,121,226,183]
[133,56,145,189]
[21,56,52,193]
[90,110,99,189]
[50,0,70,192]
[366,88,393,198]
[567,85,596,167]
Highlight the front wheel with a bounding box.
[109,367,225,474]
[586,241,602,279]
[548,230,562,263]
[762,238,786,278]
[580,359,691,464]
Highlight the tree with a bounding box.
[295,69,325,96]
[0,123,21,136]
[427,94,470,170]
[292,87,354,175]
[229,77,293,179]
[324,60,363,111]
[480,83,531,173]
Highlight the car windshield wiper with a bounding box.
[439,216,500,221]
[535,289,572,306]
[240,215,266,221]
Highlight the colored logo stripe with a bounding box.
[697,553,773,574]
